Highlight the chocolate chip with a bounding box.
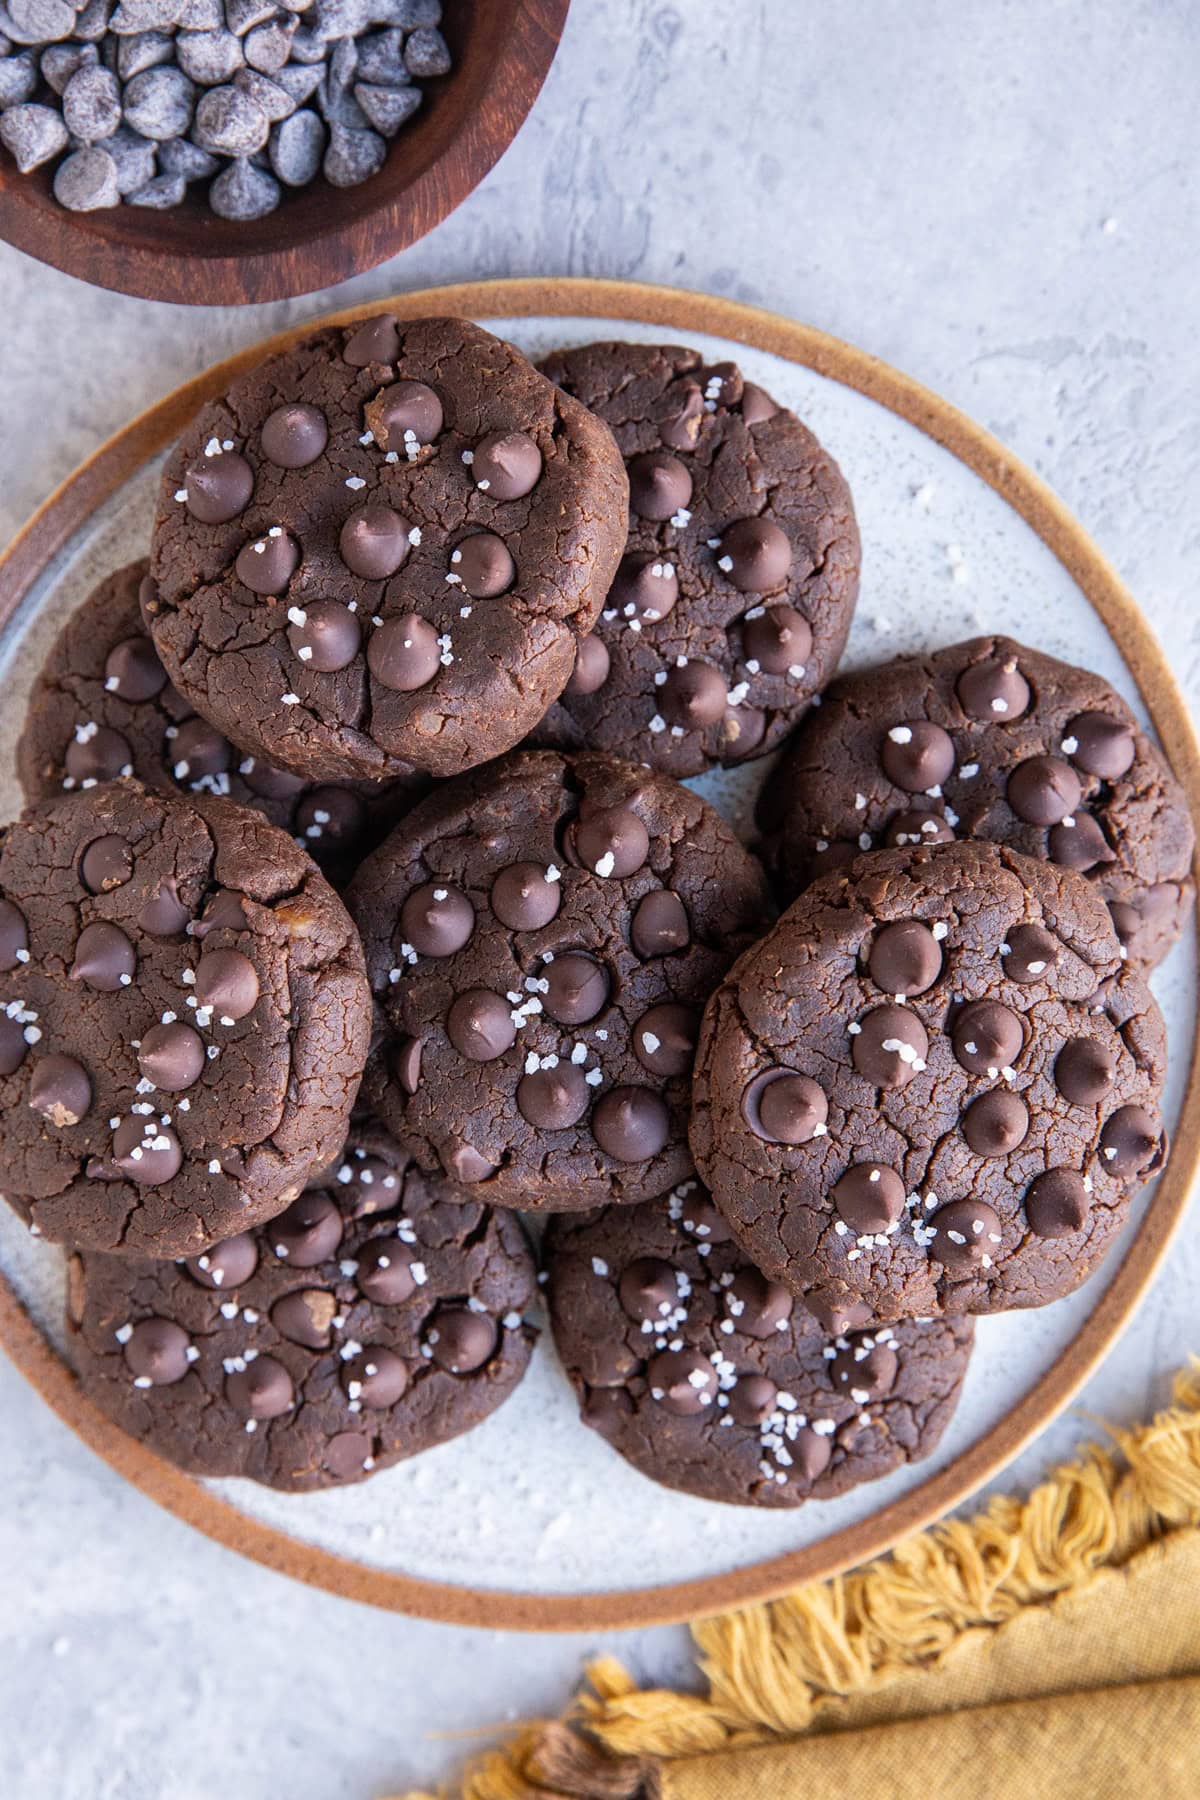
[591,1086,669,1162]
[516,1063,590,1129]
[830,1334,898,1402]
[29,1054,92,1127]
[961,1089,1029,1156]
[566,635,610,696]
[657,380,704,451]
[287,600,361,672]
[791,1425,834,1484]
[647,1347,716,1414]
[1025,1168,1090,1238]
[138,878,191,937]
[1048,812,1115,872]
[490,861,561,931]
[675,1188,733,1244]
[1099,1105,1161,1176]
[617,1256,679,1323]
[183,450,254,523]
[851,1004,928,1089]
[80,833,132,893]
[450,531,515,598]
[194,948,259,1020]
[226,1354,293,1419]
[659,660,728,730]
[570,804,649,878]
[1007,755,1081,826]
[103,634,166,702]
[64,723,132,785]
[239,760,306,801]
[632,1003,698,1077]
[951,999,1023,1075]
[343,314,399,367]
[137,1020,205,1091]
[1003,923,1059,984]
[295,786,367,848]
[740,383,778,426]
[726,1267,792,1338]
[804,1291,874,1335]
[186,1232,258,1289]
[399,882,474,956]
[1054,1037,1116,1105]
[392,1036,422,1094]
[0,1016,28,1078]
[627,450,692,521]
[343,1345,408,1408]
[323,1430,373,1476]
[68,921,135,992]
[609,553,680,625]
[716,517,791,593]
[192,890,246,939]
[446,988,516,1061]
[112,1115,182,1184]
[339,504,413,579]
[271,1287,336,1347]
[881,721,955,792]
[471,431,542,500]
[741,1068,828,1144]
[1065,711,1135,779]
[956,655,1030,721]
[831,1162,905,1233]
[630,889,690,959]
[270,1190,343,1265]
[929,1198,1002,1273]
[235,528,299,595]
[0,898,30,970]
[124,1316,190,1385]
[366,615,440,691]
[742,603,812,675]
[428,1306,497,1373]
[261,402,328,468]
[867,919,942,996]
[728,1373,778,1426]
[355,1238,417,1304]
[541,951,609,1024]
[365,379,443,450]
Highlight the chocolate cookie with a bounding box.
[346,749,772,1210]
[65,1120,537,1491]
[758,636,1194,969]
[529,341,860,776]
[146,315,629,782]
[18,560,428,883]
[0,781,371,1258]
[544,1182,974,1507]
[691,841,1167,1320]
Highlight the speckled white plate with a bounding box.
[1,281,1196,1630]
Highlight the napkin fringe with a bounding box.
[401,1363,1200,1799]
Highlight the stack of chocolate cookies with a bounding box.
[0,314,1188,1511]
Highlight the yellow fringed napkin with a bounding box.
[401,1367,1200,1800]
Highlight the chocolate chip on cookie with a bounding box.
[528,342,860,776]
[65,1120,536,1490]
[345,749,771,1210]
[0,781,371,1257]
[146,317,628,783]
[691,841,1167,1320]
[758,636,1194,969]
[544,1183,973,1506]
[17,560,428,883]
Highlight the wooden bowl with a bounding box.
[0,0,569,306]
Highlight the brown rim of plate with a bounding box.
[0,278,1196,1633]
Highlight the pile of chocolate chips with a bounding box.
[0,0,449,217]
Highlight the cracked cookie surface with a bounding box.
[530,341,860,776]
[147,315,629,782]
[66,1119,536,1491]
[346,749,772,1211]
[0,781,371,1257]
[544,1183,973,1507]
[19,559,428,885]
[690,841,1167,1320]
[758,636,1195,969]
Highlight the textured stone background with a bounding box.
[1,3,1198,1795]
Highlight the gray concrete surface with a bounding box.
[1,3,1198,1795]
